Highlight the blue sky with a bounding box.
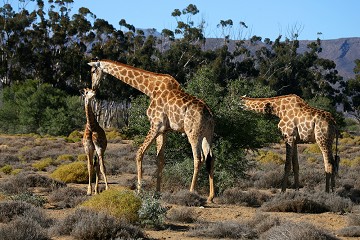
[52,1,360,40]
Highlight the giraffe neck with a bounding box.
[85,99,99,132]
[100,60,181,98]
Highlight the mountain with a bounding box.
[202,37,360,80]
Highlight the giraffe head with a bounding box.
[81,88,96,103]
[88,59,103,90]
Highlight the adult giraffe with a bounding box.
[240,94,339,192]
[88,59,215,202]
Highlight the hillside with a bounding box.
[202,37,360,80]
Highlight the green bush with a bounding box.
[138,193,167,228]
[51,161,88,183]
[81,188,142,223]
[0,165,13,175]
[32,158,54,171]
[0,80,84,136]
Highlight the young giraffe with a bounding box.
[82,88,109,195]
[88,59,215,202]
[240,94,339,192]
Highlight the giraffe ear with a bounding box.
[88,61,100,68]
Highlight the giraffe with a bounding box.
[81,88,109,195]
[88,59,215,202]
[240,94,339,193]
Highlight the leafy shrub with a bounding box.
[138,193,167,228]
[260,221,339,240]
[166,207,198,223]
[162,190,206,207]
[219,188,271,207]
[256,150,285,164]
[51,161,88,183]
[0,217,50,240]
[189,220,257,239]
[47,187,87,208]
[32,158,53,171]
[81,188,142,223]
[51,208,146,240]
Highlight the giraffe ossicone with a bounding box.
[82,87,109,195]
[88,59,215,202]
[240,94,339,192]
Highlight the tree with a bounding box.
[344,59,360,123]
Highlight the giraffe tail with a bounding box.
[202,137,213,172]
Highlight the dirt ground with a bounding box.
[0,134,358,240]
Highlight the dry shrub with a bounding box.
[0,201,53,228]
[10,192,46,207]
[247,213,280,235]
[251,163,283,189]
[189,220,257,239]
[0,217,50,240]
[336,226,360,237]
[0,172,65,194]
[261,191,352,213]
[162,190,206,207]
[336,213,360,237]
[47,187,87,208]
[51,161,88,183]
[260,221,339,240]
[81,188,142,223]
[51,208,147,240]
[166,207,198,223]
[219,188,271,207]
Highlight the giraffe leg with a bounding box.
[136,127,159,192]
[188,136,202,193]
[292,143,300,190]
[317,140,335,192]
[282,142,293,192]
[94,155,100,194]
[97,150,109,191]
[155,134,166,192]
[86,150,95,195]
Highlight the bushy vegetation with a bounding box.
[81,188,142,223]
[50,161,88,183]
[261,191,353,213]
[0,80,84,136]
[260,221,339,240]
[138,192,167,228]
[51,208,147,240]
[162,190,206,207]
